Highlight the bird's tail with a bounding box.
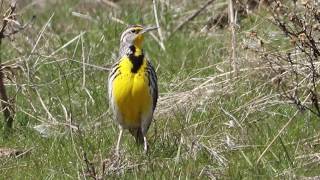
[129,128,144,145]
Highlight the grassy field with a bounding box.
[0,0,320,179]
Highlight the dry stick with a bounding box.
[149,32,166,53]
[221,107,242,129]
[35,89,56,122]
[71,12,96,22]
[101,0,120,9]
[152,0,166,51]
[256,91,312,164]
[110,16,127,26]
[171,0,215,37]
[29,13,54,55]
[68,59,109,71]
[228,0,238,75]
[256,109,299,164]
[0,1,16,129]
[61,102,84,178]
[0,66,13,129]
[27,13,54,83]
[49,31,86,57]
[81,34,86,88]
[175,136,183,163]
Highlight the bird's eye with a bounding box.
[131,29,136,33]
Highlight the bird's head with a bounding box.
[120,25,158,49]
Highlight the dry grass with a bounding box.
[0,0,319,179]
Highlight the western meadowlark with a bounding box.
[108,25,158,155]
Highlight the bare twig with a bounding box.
[256,109,300,164]
[101,0,120,9]
[110,16,127,26]
[0,147,32,158]
[0,65,13,129]
[263,1,320,118]
[81,34,86,88]
[35,89,56,122]
[82,149,98,179]
[220,107,242,129]
[26,13,54,83]
[0,1,16,130]
[50,32,86,56]
[228,0,238,75]
[152,0,166,51]
[71,12,96,22]
[68,58,109,71]
[170,0,215,37]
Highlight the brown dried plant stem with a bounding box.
[152,0,166,51]
[171,0,215,36]
[0,2,16,130]
[228,0,238,76]
[0,65,13,129]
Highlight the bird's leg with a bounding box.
[116,126,123,156]
[143,136,148,153]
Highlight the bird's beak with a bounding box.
[134,26,158,48]
[140,26,159,34]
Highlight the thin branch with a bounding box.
[257,90,312,164]
[0,1,17,130]
[101,0,120,9]
[170,0,215,37]
[228,0,238,75]
[35,89,56,122]
[152,0,166,51]
[256,109,299,164]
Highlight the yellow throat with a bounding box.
[134,34,144,52]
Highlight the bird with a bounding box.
[108,25,158,155]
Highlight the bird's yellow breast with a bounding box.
[112,56,152,127]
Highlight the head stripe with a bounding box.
[120,25,143,42]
